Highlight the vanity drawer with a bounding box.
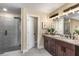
[56,40,75,50]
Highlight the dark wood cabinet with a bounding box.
[50,38,56,55]
[65,48,75,56]
[43,35,79,56]
[44,36,49,51]
[55,40,75,56]
[44,36,56,55]
[56,44,66,56]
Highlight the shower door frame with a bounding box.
[0,16,21,53]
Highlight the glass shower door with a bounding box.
[0,16,5,53]
[0,16,20,53]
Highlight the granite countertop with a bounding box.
[43,34,79,46]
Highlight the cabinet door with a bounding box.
[65,48,71,56]
[65,48,75,56]
[48,39,50,52]
[44,37,48,50]
[44,36,52,53]
[50,39,56,55]
[56,44,64,56]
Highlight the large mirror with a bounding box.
[53,11,79,39]
[63,11,79,37]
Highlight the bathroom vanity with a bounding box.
[43,34,79,56]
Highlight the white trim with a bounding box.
[27,15,40,50]
[38,46,44,49]
[21,49,28,54]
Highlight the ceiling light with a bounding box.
[3,8,7,11]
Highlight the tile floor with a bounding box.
[0,48,51,56]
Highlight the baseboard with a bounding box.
[38,46,44,49]
[21,49,28,54]
[21,46,44,53]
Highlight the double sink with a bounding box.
[44,34,79,46]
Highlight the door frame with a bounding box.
[27,14,40,50]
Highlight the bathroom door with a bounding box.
[27,16,35,49]
[0,16,19,53]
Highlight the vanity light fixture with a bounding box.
[63,10,70,16]
[57,15,60,18]
[70,8,77,14]
[64,4,79,12]
[74,8,79,13]
[72,11,75,14]
[3,8,7,12]
[49,13,58,18]
[64,13,68,16]
[62,4,79,17]
[69,9,74,13]
[63,10,76,17]
[77,10,79,13]
[76,10,79,13]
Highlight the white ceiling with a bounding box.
[0,3,65,14]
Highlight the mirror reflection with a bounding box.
[53,11,79,39]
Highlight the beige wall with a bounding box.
[21,8,27,52]
[70,19,79,34]
[53,17,64,35]
[42,16,53,33]
[21,4,78,52]
[48,3,78,35]
[21,7,53,52]
[49,3,77,18]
